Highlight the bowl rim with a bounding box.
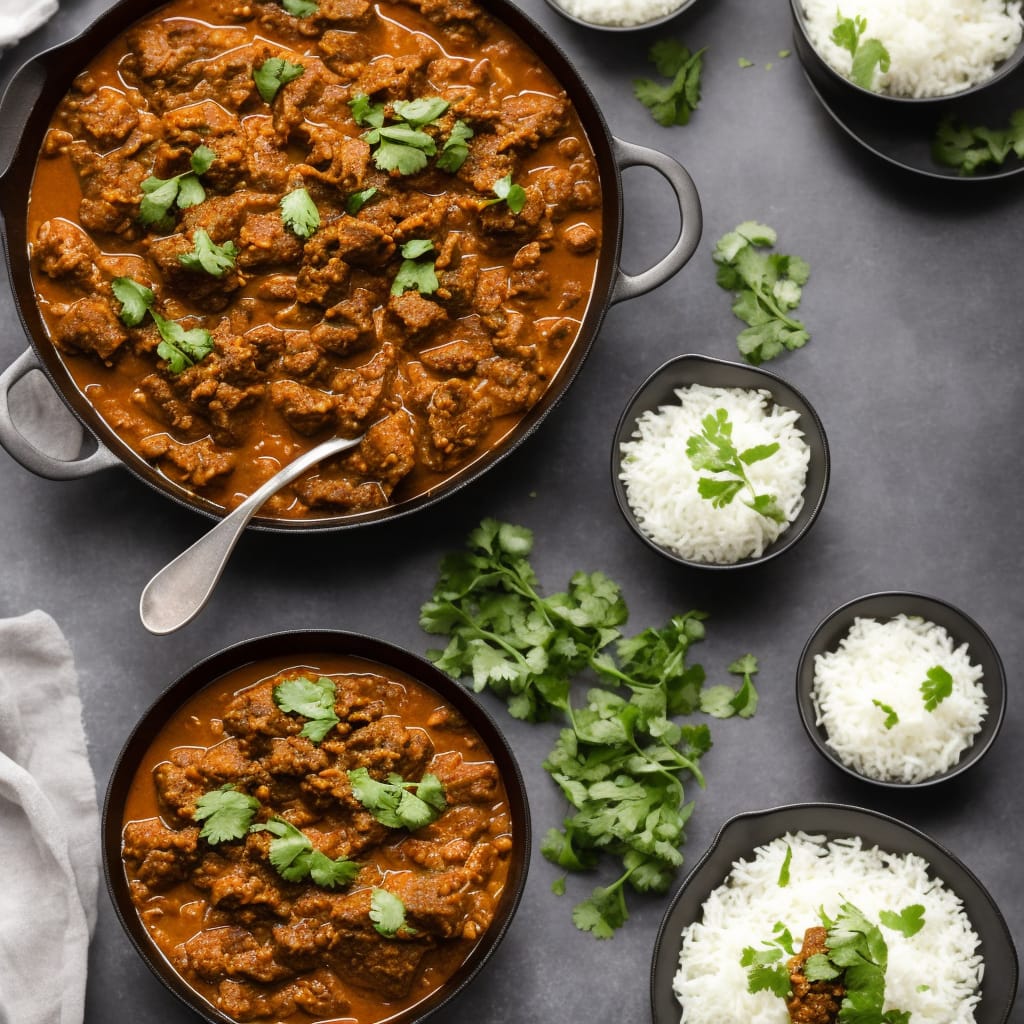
[650,801,1020,1024]
[788,0,1024,104]
[795,590,1008,789]
[540,0,699,32]
[610,352,831,570]
[101,628,532,1024]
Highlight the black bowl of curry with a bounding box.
[0,0,701,531]
[102,630,531,1024]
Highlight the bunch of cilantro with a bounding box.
[420,519,759,937]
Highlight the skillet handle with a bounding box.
[609,137,703,306]
[0,57,47,181]
[0,348,120,479]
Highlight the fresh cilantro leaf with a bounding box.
[400,238,435,259]
[251,817,359,887]
[571,876,629,939]
[189,145,216,176]
[273,675,340,743]
[392,96,449,126]
[175,174,206,210]
[879,904,925,938]
[350,93,385,128]
[832,12,890,90]
[479,174,527,214]
[253,57,305,104]
[111,277,155,327]
[178,229,238,277]
[933,109,1024,176]
[713,221,810,364]
[832,12,866,55]
[391,238,438,296]
[193,784,260,844]
[699,684,737,718]
[370,888,415,937]
[921,665,953,711]
[634,41,705,127]
[804,952,842,981]
[308,849,361,888]
[151,311,213,374]
[138,145,216,226]
[280,187,320,238]
[551,876,566,896]
[748,963,791,997]
[139,176,181,227]
[872,698,899,729]
[346,187,378,215]
[777,843,792,887]
[282,0,318,13]
[359,99,448,174]
[347,766,447,830]
[436,119,473,172]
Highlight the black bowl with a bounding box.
[611,353,830,569]
[796,591,1007,788]
[102,630,531,1024]
[541,0,700,32]
[651,803,1018,1024]
[790,0,1024,105]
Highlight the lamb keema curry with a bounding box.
[122,653,514,1023]
[29,0,603,518]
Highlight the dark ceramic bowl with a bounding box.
[611,353,830,569]
[796,591,1007,788]
[102,630,531,1024]
[790,0,1024,106]
[542,0,700,33]
[651,803,1018,1024]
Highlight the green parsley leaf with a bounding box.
[391,238,439,296]
[872,698,899,729]
[253,57,305,104]
[713,221,811,364]
[347,766,447,830]
[370,887,416,937]
[346,187,378,215]
[111,277,155,327]
[151,311,213,374]
[436,119,474,172]
[832,11,890,90]
[251,817,359,886]
[778,49,791,58]
[879,904,926,938]
[777,843,792,887]
[921,665,954,711]
[280,187,320,239]
[273,675,340,743]
[193,784,260,844]
[178,229,238,277]
[634,41,705,127]
[933,109,1024,176]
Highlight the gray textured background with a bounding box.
[1,0,1022,1021]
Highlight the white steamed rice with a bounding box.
[812,615,988,784]
[674,832,984,1024]
[801,0,1023,97]
[554,0,684,26]
[619,384,809,565]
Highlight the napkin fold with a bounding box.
[0,611,99,1024]
[0,0,58,48]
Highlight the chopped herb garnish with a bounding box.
[832,11,891,91]
[872,698,899,729]
[280,187,320,238]
[392,96,450,126]
[634,40,705,127]
[713,221,810,364]
[349,92,385,128]
[347,767,447,831]
[346,186,378,215]
[436,119,474,172]
[273,675,340,743]
[178,229,239,277]
[740,930,791,998]
[251,817,360,887]
[699,655,761,719]
[921,665,954,711]
[151,311,213,374]
[480,173,527,214]
[193,784,260,844]
[738,57,754,68]
[391,238,438,296]
[369,888,416,937]
[879,904,926,938]
[253,57,305,104]
[111,276,155,327]
[777,843,792,887]
[356,95,450,175]
[933,110,1024,176]
[778,49,791,58]
[138,144,217,227]
[282,0,318,14]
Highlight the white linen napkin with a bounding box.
[0,0,58,48]
[0,610,100,1024]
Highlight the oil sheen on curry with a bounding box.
[28,0,602,518]
[122,653,514,1023]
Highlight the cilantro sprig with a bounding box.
[193,784,260,844]
[872,698,900,730]
[253,57,305,104]
[250,817,360,887]
[921,665,953,711]
[437,119,474,172]
[353,94,451,175]
[479,174,527,215]
[686,409,786,523]
[391,238,439,296]
[633,40,705,127]
[346,187,378,216]
[879,903,926,938]
[348,767,447,830]
[740,921,797,998]
[273,675,340,743]
[178,229,238,277]
[370,888,416,937]
[138,144,216,227]
[832,12,891,92]
[281,0,318,14]
[699,653,761,718]
[111,277,154,327]
[280,187,320,238]
[713,221,810,364]
[933,109,1024,176]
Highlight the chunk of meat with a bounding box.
[429,751,500,804]
[52,297,128,362]
[62,86,139,149]
[34,219,101,290]
[340,717,434,780]
[122,820,201,891]
[388,291,449,340]
[269,380,337,436]
[786,927,845,1024]
[178,926,292,984]
[421,378,492,472]
[137,434,237,488]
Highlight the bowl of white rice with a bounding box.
[612,354,829,569]
[790,0,1024,102]
[542,0,700,32]
[651,803,1018,1024]
[796,592,1006,788]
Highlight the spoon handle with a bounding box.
[139,435,363,635]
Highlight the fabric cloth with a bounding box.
[0,611,99,1024]
[0,0,58,48]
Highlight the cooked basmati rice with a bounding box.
[554,0,684,26]
[618,384,809,565]
[801,0,1023,97]
[812,615,988,783]
[674,832,983,1024]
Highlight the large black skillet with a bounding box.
[0,0,702,532]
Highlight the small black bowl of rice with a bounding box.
[542,0,700,32]
[796,591,1007,788]
[790,0,1024,105]
[611,353,830,570]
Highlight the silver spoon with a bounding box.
[139,433,364,635]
